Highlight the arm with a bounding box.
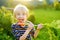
[34,24,43,38]
[34,29,40,38]
[19,28,31,40]
[19,22,34,40]
[11,24,16,36]
[30,28,40,39]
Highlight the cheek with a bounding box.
[24,15,27,18]
[15,15,20,19]
[23,15,27,20]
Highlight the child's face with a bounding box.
[15,10,28,23]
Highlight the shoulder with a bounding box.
[27,21,35,28]
[28,21,35,30]
[26,21,33,24]
[11,23,17,28]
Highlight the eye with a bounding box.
[17,13,20,15]
[22,13,25,15]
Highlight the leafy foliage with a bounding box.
[0,6,60,40]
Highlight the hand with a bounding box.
[37,23,43,30]
[19,36,25,40]
[17,22,25,26]
[28,22,34,30]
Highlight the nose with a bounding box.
[19,14,23,18]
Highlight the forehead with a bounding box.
[16,9,26,13]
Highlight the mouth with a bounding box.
[18,19,24,22]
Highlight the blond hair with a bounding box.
[13,4,29,16]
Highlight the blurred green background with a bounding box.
[0,0,60,40]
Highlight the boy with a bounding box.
[11,4,43,40]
